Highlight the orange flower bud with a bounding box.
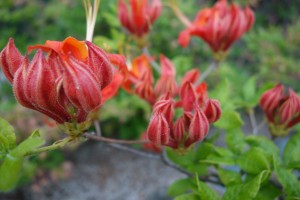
[118,0,162,37]
[178,0,255,56]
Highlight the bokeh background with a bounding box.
[1,0,300,198]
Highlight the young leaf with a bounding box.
[174,193,199,200]
[222,170,270,200]
[11,130,45,157]
[237,148,271,174]
[0,154,23,192]
[214,111,244,130]
[218,168,242,186]
[245,135,279,156]
[225,128,245,154]
[0,117,16,152]
[274,162,300,197]
[195,178,220,200]
[242,76,257,103]
[283,132,300,168]
[254,183,281,200]
[168,178,196,197]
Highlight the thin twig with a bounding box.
[196,60,219,85]
[93,120,101,136]
[255,118,267,134]
[107,143,161,159]
[165,1,192,27]
[142,47,161,74]
[248,108,258,135]
[84,132,149,144]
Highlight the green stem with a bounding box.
[195,60,219,85]
[25,137,74,156]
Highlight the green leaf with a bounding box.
[168,178,196,197]
[214,111,244,130]
[283,132,300,168]
[274,161,300,197]
[0,117,16,152]
[218,168,242,186]
[0,153,23,191]
[245,135,279,156]
[195,177,220,200]
[254,183,281,200]
[242,76,257,102]
[166,147,196,167]
[222,170,270,200]
[199,146,235,166]
[174,193,200,200]
[237,148,271,174]
[11,130,44,157]
[225,128,245,154]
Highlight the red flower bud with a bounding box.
[279,89,300,126]
[141,131,162,153]
[86,41,113,89]
[153,96,174,124]
[0,38,24,83]
[62,55,103,113]
[118,0,162,37]
[185,104,209,147]
[195,82,208,107]
[13,51,71,124]
[178,0,255,54]
[2,37,116,125]
[204,99,222,123]
[147,112,170,145]
[259,84,284,122]
[155,55,177,97]
[172,117,185,144]
[181,69,200,84]
[180,82,197,112]
[135,80,156,104]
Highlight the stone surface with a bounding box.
[1,142,185,200]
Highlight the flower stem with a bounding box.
[142,47,161,74]
[25,137,74,156]
[248,108,258,135]
[195,60,219,85]
[165,1,192,27]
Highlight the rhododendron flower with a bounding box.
[260,84,300,136]
[123,54,178,104]
[178,0,255,57]
[118,0,162,38]
[147,83,221,152]
[0,37,123,128]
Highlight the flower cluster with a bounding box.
[0,37,124,132]
[260,84,300,136]
[178,0,254,59]
[147,88,221,152]
[122,54,177,104]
